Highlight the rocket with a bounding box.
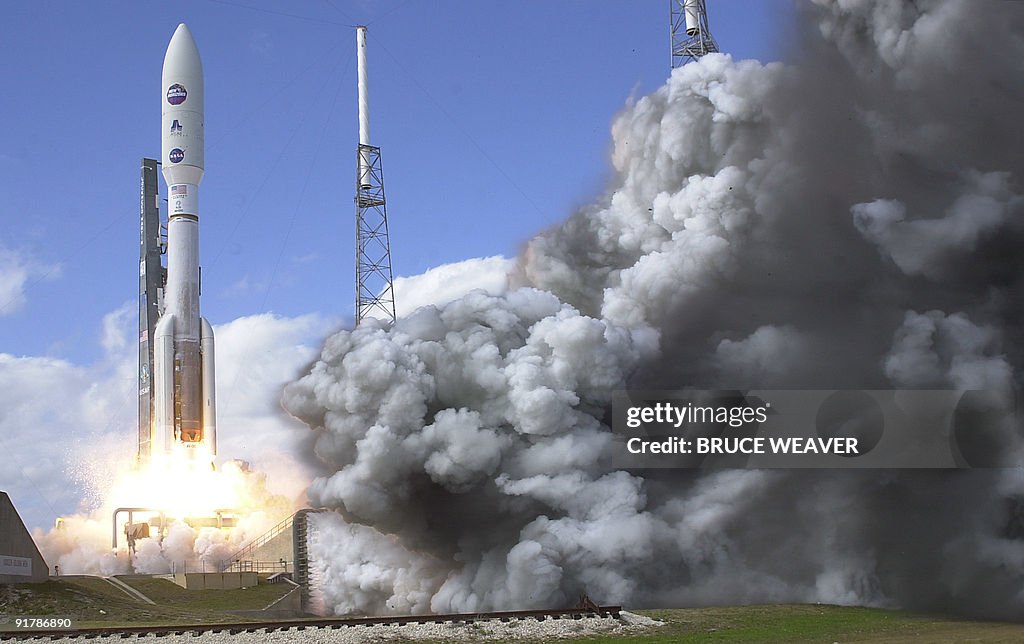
[152,23,216,461]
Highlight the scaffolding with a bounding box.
[671,0,719,68]
[355,143,396,324]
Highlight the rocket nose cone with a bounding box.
[164,23,203,77]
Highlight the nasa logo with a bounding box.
[167,84,187,105]
[169,148,185,163]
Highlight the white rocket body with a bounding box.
[154,23,216,461]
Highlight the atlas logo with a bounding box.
[167,83,187,105]
[169,148,185,163]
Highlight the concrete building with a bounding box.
[0,491,48,583]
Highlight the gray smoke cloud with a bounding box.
[283,0,1024,619]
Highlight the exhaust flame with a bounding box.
[109,453,236,521]
[36,448,297,575]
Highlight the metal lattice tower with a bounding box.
[355,144,395,323]
[671,0,719,68]
[354,25,396,325]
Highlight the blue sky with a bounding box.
[1,0,789,365]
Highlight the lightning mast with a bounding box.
[354,25,396,325]
[671,0,718,68]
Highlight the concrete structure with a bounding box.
[172,571,258,590]
[0,491,48,583]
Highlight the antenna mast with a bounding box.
[670,0,719,68]
[354,25,396,325]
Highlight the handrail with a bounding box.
[223,513,295,568]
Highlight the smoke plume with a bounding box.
[284,0,1024,619]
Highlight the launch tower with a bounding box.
[354,26,397,325]
[670,0,719,68]
[138,158,165,462]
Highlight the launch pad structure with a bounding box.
[671,0,719,68]
[112,507,239,554]
[138,158,164,462]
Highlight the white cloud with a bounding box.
[0,244,60,317]
[249,29,272,59]
[0,353,122,532]
[388,256,513,319]
[224,274,270,298]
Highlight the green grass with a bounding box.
[0,576,294,628]
[116,575,291,612]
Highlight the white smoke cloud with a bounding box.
[853,171,1021,280]
[100,304,135,355]
[286,0,1024,621]
[287,289,654,527]
[33,516,129,577]
[714,325,812,387]
[308,512,443,615]
[885,311,1013,390]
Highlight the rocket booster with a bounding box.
[153,23,216,460]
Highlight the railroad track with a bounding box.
[0,604,622,640]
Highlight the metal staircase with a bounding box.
[222,508,326,611]
[223,513,295,572]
